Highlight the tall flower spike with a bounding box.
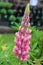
[13,4,31,61]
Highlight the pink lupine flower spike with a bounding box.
[13,12,31,61]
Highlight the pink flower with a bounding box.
[20,55,29,61]
[15,31,21,37]
[23,34,31,41]
[26,28,32,33]
[22,41,30,48]
[13,46,18,54]
[13,12,31,61]
[19,26,24,32]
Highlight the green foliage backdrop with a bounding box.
[0,27,43,65]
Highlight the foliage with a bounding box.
[5,3,12,8]
[28,27,43,65]
[0,2,5,7]
[7,9,14,14]
[0,9,6,14]
[0,2,12,8]
[19,17,22,22]
[9,15,16,21]
[0,27,43,65]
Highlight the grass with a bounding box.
[0,27,43,65]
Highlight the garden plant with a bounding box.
[0,3,43,65]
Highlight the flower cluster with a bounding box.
[13,13,31,61]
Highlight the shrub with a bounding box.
[0,9,6,14]
[9,15,16,21]
[0,2,5,7]
[0,2,12,8]
[8,9,14,14]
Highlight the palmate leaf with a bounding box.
[11,26,19,31]
[11,22,20,31]
[28,60,34,65]
[14,22,20,27]
[34,59,41,65]
[31,42,38,51]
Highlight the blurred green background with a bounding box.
[0,27,43,65]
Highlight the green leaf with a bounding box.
[32,42,38,51]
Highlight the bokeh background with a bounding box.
[0,0,43,65]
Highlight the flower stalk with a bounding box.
[13,4,31,61]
